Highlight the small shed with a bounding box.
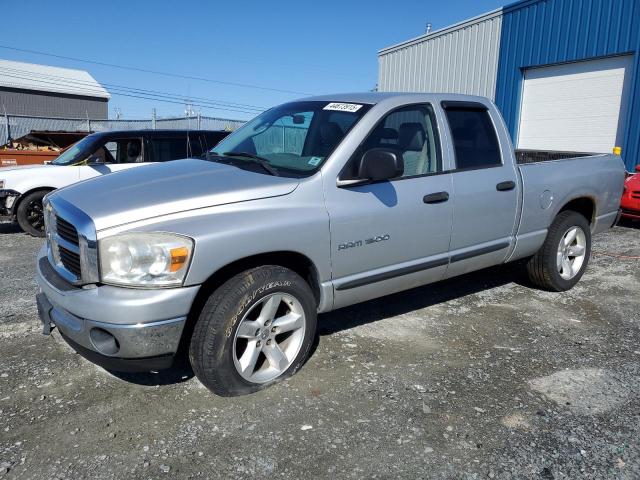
[0,59,110,119]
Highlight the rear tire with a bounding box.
[189,265,317,396]
[16,190,48,237]
[526,210,591,291]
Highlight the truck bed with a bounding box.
[515,149,594,165]
[510,152,624,264]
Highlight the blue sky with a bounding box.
[3,0,505,120]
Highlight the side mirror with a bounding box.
[357,148,404,181]
[635,165,640,173]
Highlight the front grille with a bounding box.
[56,215,79,245]
[58,245,81,277]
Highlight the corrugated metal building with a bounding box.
[378,0,640,170]
[0,59,110,118]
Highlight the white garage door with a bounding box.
[517,55,632,153]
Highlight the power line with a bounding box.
[0,70,267,116]
[0,44,313,96]
[1,66,267,113]
[0,72,258,116]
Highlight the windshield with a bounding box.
[210,101,371,175]
[52,135,104,166]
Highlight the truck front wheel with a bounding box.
[189,265,317,396]
[16,190,48,237]
[526,210,592,291]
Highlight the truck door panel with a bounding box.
[442,103,518,278]
[325,103,454,309]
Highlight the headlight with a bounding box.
[99,233,194,287]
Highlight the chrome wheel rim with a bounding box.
[232,292,306,384]
[556,226,587,280]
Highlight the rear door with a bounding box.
[442,101,518,278]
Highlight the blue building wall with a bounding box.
[495,0,640,170]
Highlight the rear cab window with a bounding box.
[442,102,501,170]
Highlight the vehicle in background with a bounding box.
[0,131,90,167]
[0,129,230,236]
[620,165,640,220]
[35,93,625,396]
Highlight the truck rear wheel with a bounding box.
[189,265,317,396]
[526,210,591,291]
[16,190,48,237]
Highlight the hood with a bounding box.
[50,159,300,231]
[0,164,52,174]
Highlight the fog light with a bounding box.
[89,328,120,355]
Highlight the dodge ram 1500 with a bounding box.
[35,93,625,396]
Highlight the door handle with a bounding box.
[496,181,516,191]
[423,191,449,204]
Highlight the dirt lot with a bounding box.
[1,221,639,479]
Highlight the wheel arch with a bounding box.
[557,196,596,226]
[179,250,322,352]
[12,186,56,216]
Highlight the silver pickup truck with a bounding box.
[36,93,625,396]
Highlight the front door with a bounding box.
[325,103,454,309]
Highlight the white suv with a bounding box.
[0,129,229,236]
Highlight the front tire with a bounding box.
[526,210,591,291]
[16,190,47,237]
[189,266,317,396]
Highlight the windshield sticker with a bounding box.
[308,156,322,166]
[323,102,363,113]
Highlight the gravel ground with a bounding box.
[0,220,639,479]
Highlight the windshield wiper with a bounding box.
[223,151,280,176]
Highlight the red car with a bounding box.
[621,165,640,219]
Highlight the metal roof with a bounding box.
[377,0,542,55]
[0,59,110,99]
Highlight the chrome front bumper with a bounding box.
[35,245,200,369]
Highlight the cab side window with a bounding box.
[349,104,441,179]
[97,138,143,163]
[188,134,206,157]
[149,137,188,162]
[444,107,501,169]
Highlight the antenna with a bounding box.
[425,23,432,34]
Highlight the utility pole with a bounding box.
[152,108,157,129]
